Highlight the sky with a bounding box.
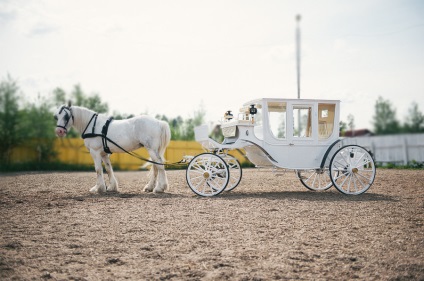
[1,0,423,130]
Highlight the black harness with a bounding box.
[81,113,114,154]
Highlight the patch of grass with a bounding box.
[377,160,424,170]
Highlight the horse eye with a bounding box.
[64,114,70,122]
[54,115,58,120]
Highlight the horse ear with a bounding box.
[67,100,72,107]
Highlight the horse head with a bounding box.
[54,102,74,137]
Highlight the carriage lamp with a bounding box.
[250,105,257,124]
[224,110,233,121]
[249,105,257,115]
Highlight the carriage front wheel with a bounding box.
[329,145,376,195]
[186,153,230,197]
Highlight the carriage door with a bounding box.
[292,104,314,139]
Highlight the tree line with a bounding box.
[339,96,423,135]
[0,75,204,164]
[0,75,423,165]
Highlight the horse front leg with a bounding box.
[89,149,107,194]
[102,154,119,193]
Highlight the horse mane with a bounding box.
[70,106,98,134]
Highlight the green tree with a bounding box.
[0,75,22,163]
[181,107,206,140]
[156,114,184,140]
[372,96,400,135]
[54,84,108,113]
[20,95,57,162]
[403,101,424,133]
[155,105,205,141]
[339,120,347,136]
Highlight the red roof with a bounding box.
[342,129,374,137]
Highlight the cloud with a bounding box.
[28,22,59,36]
[333,39,358,55]
[0,1,17,25]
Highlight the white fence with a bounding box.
[341,134,424,165]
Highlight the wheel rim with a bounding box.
[297,168,334,191]
[330,145,376,195]
[222,155,242,192]
[186,153,229,196]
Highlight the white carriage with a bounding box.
[185,98,376,196]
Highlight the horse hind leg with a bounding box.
[149,149,168,193]
[143,164,157,192]
[154,163,168,193]
[102,154,119,193]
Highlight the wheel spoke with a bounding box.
[311,173,317,187]
[356,171,372,182]
[194,179,205,191]
[299,169,333,191]
[353,173,367,190]
[338,173,350,189]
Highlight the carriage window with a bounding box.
[293,105,312,138]
[268,101,286,139]
[318,103,335,140]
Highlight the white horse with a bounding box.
[54,102,171,194]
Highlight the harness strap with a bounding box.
[101,116,114,154]
[81,113,98,139]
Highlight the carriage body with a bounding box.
[217,98,341,169]
[186,98,376,196]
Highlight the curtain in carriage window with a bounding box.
[293,105,312,138]
[268,101,287,139]
[318,103,335,140]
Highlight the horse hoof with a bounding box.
[89,186,98,193]
[107,184,119,193]
[143,185,154,192]
[153,184,167,193]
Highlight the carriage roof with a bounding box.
[242,97,340,107]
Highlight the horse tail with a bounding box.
[159,120,171,161]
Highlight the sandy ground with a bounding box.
[0,168,423,280]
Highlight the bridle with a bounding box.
[55,105,74,133]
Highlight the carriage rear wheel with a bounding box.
[329,145,376,195]
[297,168,334,191]
[221,155,242,192]
[186,153,230,197]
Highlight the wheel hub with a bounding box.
[203,171,211,179]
